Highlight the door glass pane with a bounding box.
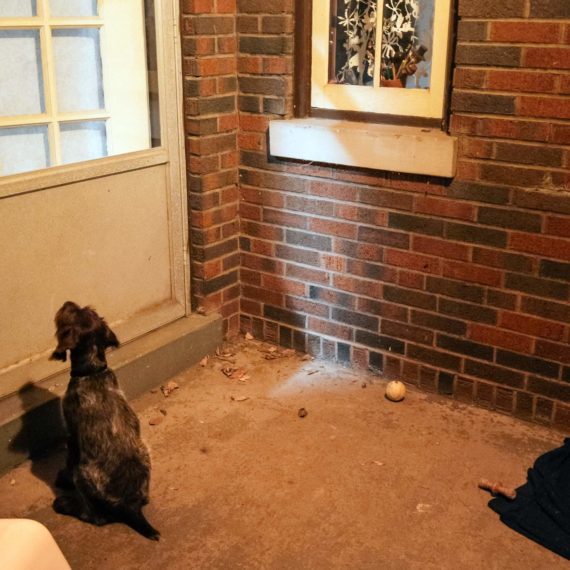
[0,126,49,176]
[380,0,434,89]
[330,0,377,86]
[52,28,104,112]
[49,0,98,17]
[0,30,45,116]
[0,1,37,17]
[60,121,107,164]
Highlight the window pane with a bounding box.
[52,28,104,112]
[381,0,434,89]
[0,1,37,17]
[0,126,50,176]
[60,121,107,164]
[49,0,98,17]
[330,0,378,86]
[0,30,45,116]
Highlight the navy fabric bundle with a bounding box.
[489,438,570,560]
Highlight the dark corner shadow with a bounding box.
[8,382,67,494]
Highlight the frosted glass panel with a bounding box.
[0,126,49,176]
[50,0,98,17]
[0,31,45,116]
[52,29,104,112]
[60,121,107,164]
[0,1,37,17]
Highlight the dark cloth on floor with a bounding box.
[489,438,570,560]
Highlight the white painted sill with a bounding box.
[269,118,458,178]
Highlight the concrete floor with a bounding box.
[0,338,567,569]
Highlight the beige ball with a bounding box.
[385,380,406,402]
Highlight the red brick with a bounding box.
[412,235,471,261]
[218,114,238,132]
[217,36,237,54]
[263,57,293,75]
[333,275,382,298]
[519,96,570,120]
[415,195,477,220]
[458,138,494,160]
[238,132,265,150]
[183,0,214,13]
[262,275,306,296]
[452,114,551,143]
[453,68,486,89]
[552,124,570,145]
[249,238,274,256]
[240,298,262,316]
[442,260,502,287]
[545,216,570,238]
[238,56,262,74]
[385,249,441,274]
[398,270,425,290]
[469,323,533,353]
[221,150,239,169]
[510,232,570,261]
[242,284,283,306]
[489,21,561,44]
[455,160,479,181]
[217,0,236,13]
[535,340,570,365]
[500,311,565,341]
[287,263,329,284]
[239,202,261,221]
[309,218,357,240]
[559,75,570,95]
[308,317,354,341]
[524,47,570,70]
[239,114,269,132]
[487,70,558,94]
[322,255,346,273]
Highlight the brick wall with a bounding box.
[185,0,570,427]
[182,0,241,336]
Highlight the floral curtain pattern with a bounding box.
[331,0,433,89]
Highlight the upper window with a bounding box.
[0,0,160,177]
[307,0,454,124]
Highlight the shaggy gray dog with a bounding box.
[51,301,159,540]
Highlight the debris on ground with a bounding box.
[161,380,179,397]
[9,479,15,486]
[301,354,314,362]
[149,415,164,426]
[159,408,167,416]
[230,395,250,402]
[259,346,296,360]
[221,367,250,382]
[245,332,254,340]
[306,369,319,376]
[150,388,159,394]
[372,461,384,467]
[415,503,432,513]
[200,355,209,367]
[298,408,308,418]
[361,382,367,388]
[478,478,517,500]
[215,346,237,364]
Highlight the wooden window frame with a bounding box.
[0,0,151,173]
[294,0,456,130]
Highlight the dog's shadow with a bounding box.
[8,382,67,494]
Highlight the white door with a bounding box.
[0,0,188,397]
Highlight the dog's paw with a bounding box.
[53,495,79,516]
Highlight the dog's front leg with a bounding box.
[55,435,79,490]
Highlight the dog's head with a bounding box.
[50,301,119,362]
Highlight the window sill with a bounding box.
[269,118,457,178]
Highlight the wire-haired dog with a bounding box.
[50,301,159,540]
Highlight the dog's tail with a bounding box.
[121,507,160,541]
